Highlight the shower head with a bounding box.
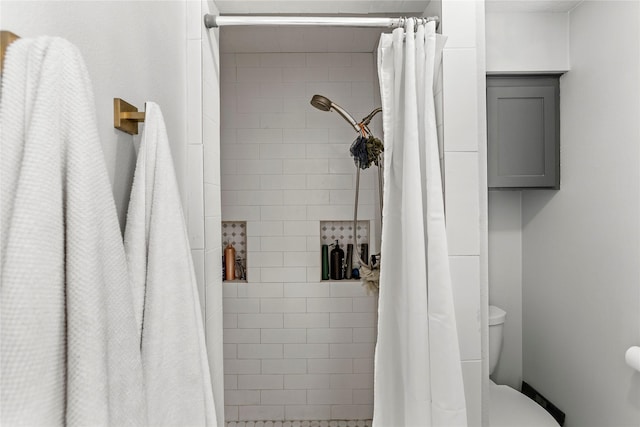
[310,94,360,132]
[310,94,332,112]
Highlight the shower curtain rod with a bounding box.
[204,15,439,29]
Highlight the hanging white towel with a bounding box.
[124,102,216,426]
[0,37,147,426]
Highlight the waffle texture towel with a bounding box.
[0,37,147,425]
[124,102,216,426]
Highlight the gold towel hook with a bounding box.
[1,30,20,73]
[114,98,145,135]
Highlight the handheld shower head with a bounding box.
[310,94,332,112]
[310,94,360,132]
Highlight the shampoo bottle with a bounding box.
[360,243,369,266]
[330,240,344,280]
[345,244,353,279]
[321,244,330,280]
[224,243,236,281]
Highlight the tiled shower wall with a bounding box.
[441,2,487,425]
[220,52,380,422]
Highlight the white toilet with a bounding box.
[489,305,560,427]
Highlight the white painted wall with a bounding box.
[0,1,188,231]
[487,191,522,390]
[521,2,640,426]
[485,11,569,74]
[485,9,570,394]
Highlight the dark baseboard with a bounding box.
[521,381,566,426]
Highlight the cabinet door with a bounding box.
[487,77,559,188]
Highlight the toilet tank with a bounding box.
[489,305,507,376]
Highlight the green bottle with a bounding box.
[321,244,330,280]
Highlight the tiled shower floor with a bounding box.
[226,421,373,427]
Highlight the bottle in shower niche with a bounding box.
[345,244,353,279]
[321,244,330,280]
[224,243,236,281]
[360,243,369,266]
[330,240,344,280]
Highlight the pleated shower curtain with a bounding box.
[373,20,468,427]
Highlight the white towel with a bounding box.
[125,102,216,426]
[0,37,147,425]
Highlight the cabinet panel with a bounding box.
[487,76,560,189]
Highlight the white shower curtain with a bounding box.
[374,20,467,427]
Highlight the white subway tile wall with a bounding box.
[221,53,380,422]
[441,2,485,425]
[224,281,377,421]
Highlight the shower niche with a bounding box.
[320,220,370,281]
[221,221,247,282]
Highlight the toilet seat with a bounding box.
[490,381,560,427]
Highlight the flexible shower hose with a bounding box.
[351,128,384,293]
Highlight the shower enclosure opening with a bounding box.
[202,8,480,427]
[218,23,386,425]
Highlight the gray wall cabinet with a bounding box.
[487,76,560,189]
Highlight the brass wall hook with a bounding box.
[1,30,20,73]
[113,98,145,135]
